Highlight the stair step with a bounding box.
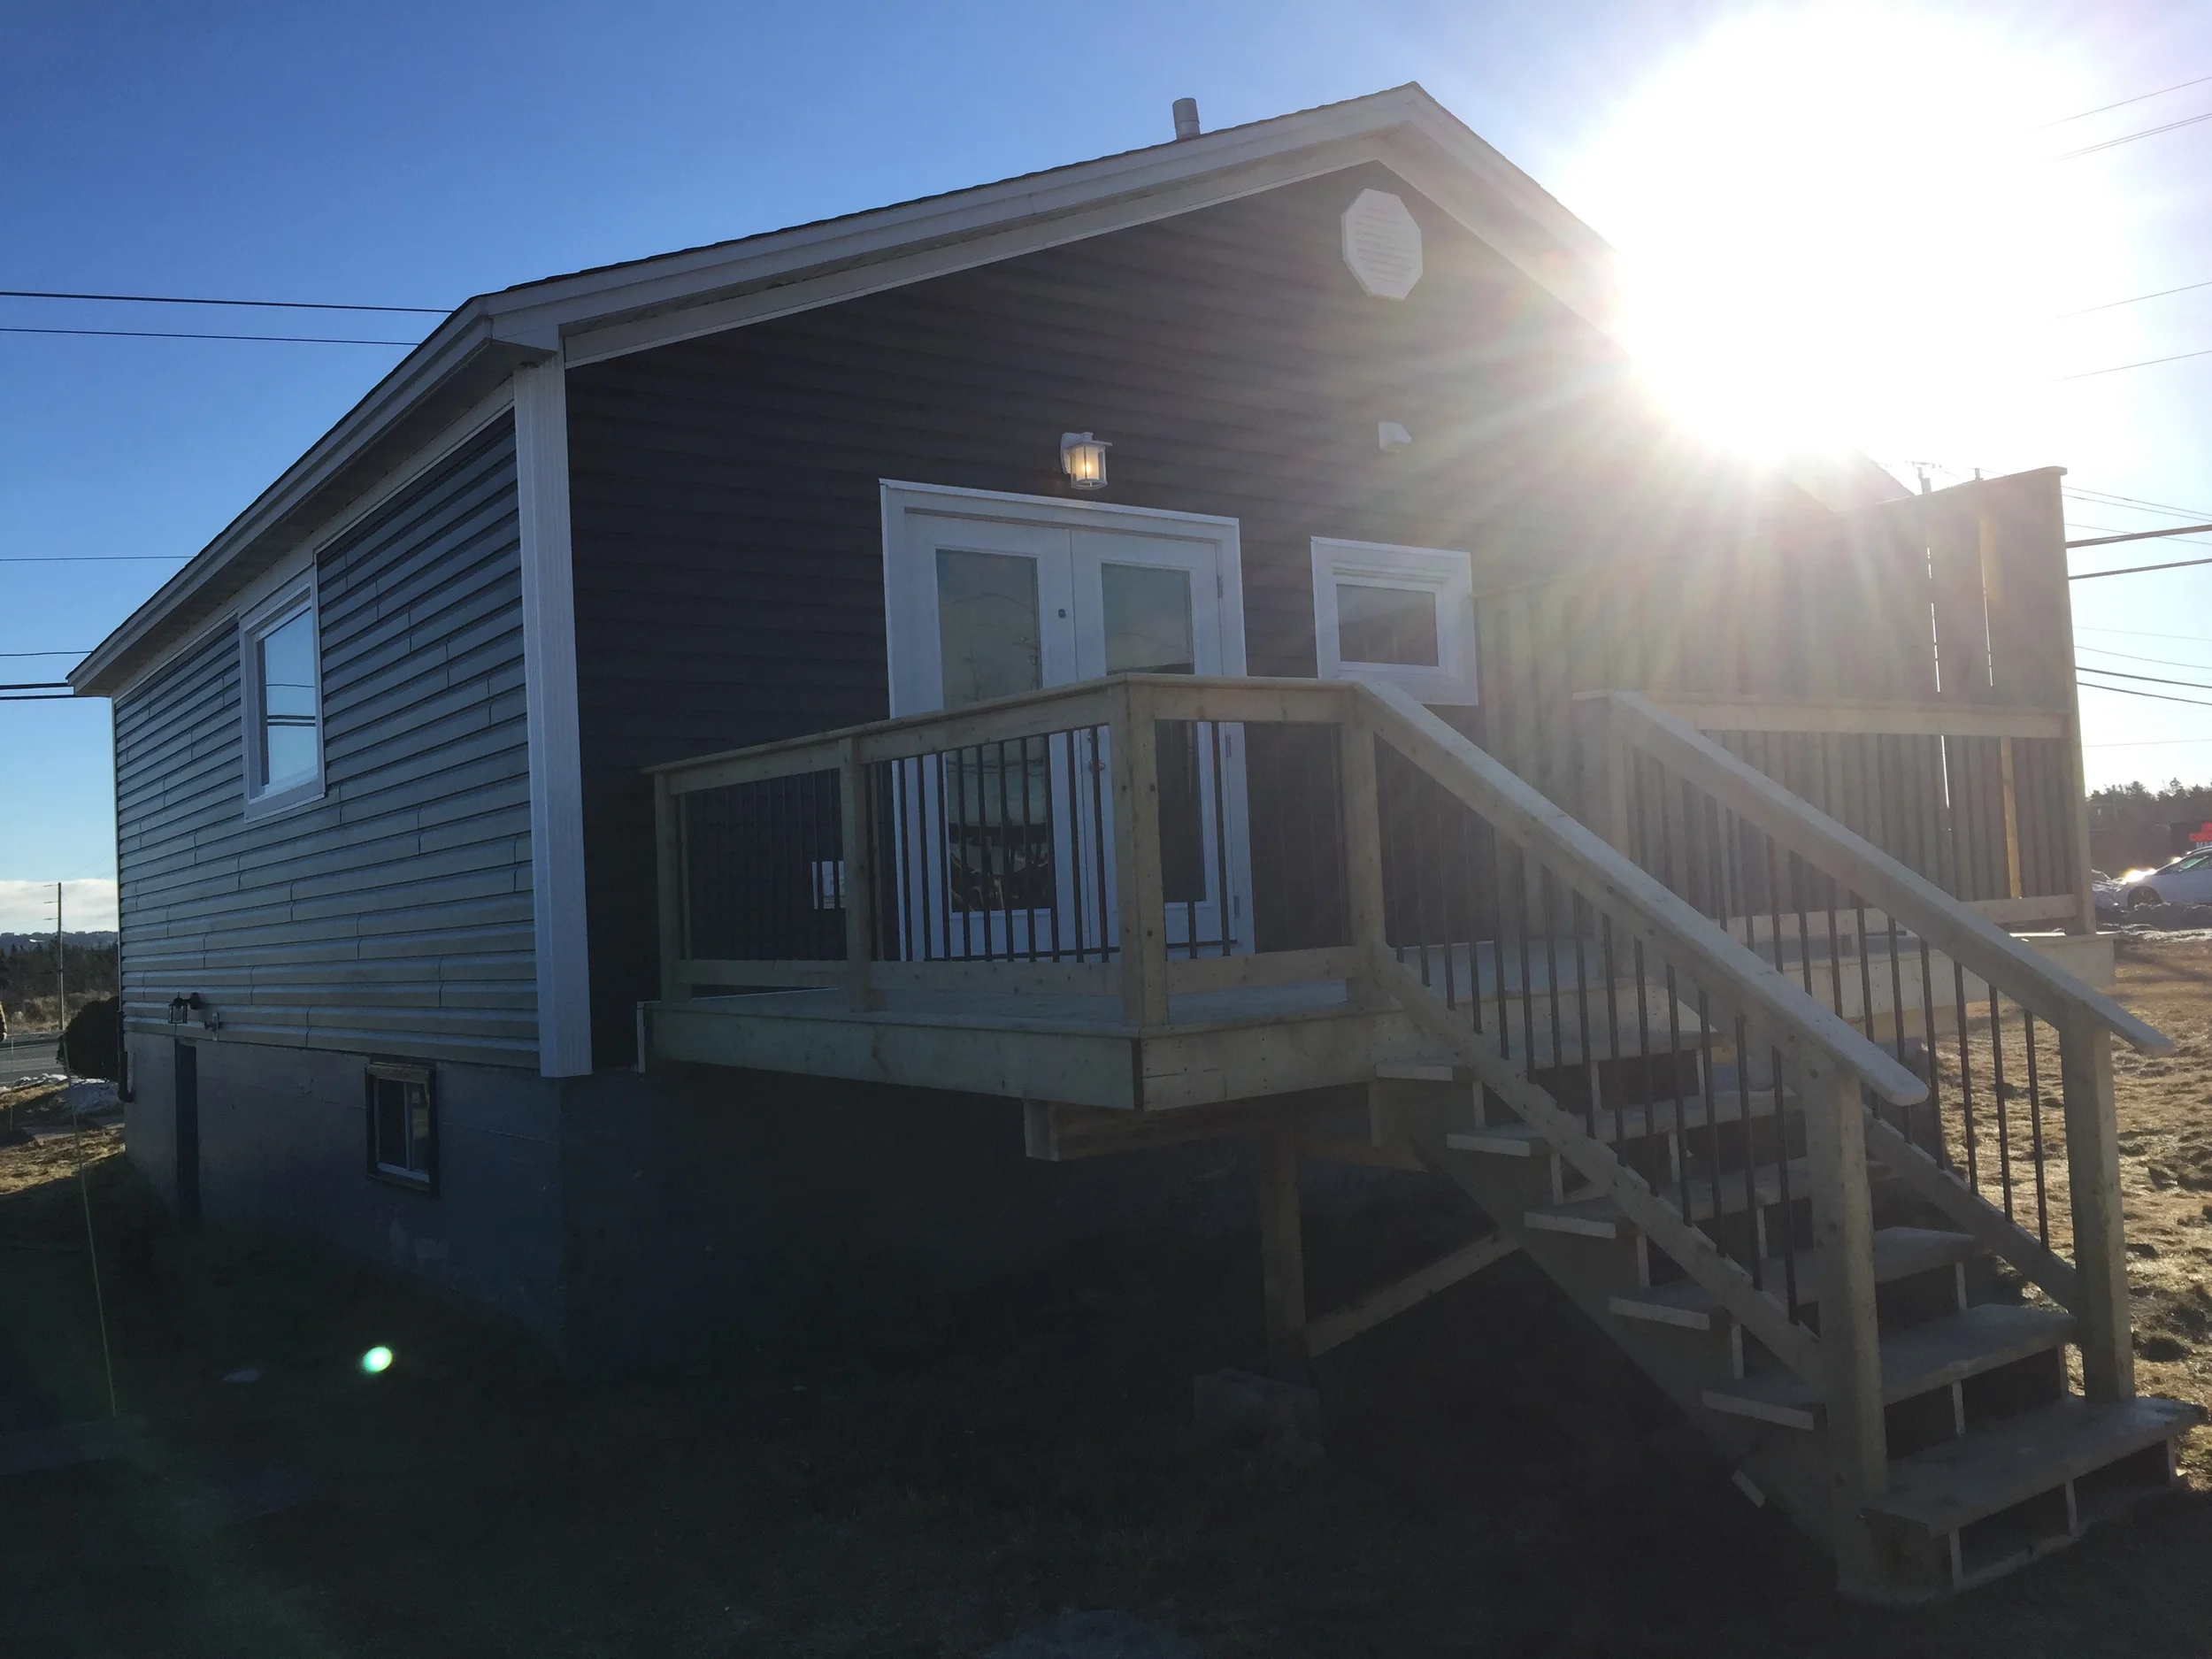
[1448,1090,1783,1157]
[1868,1394,2203,1538]
[1526,1157,1812,1240]
[1701,1303,2077,1431]
[1609,1227,1979,1332]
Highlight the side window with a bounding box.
[365,1062,437,1193]
[240,579,324,817]
[1310,538,1479,705]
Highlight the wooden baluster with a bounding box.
[1338,698,1387,1009]
[1112,680,1170,1027]
[2061,1010,2136,1402]
[1803,1060,1888,1596]
[840,736,880,1012]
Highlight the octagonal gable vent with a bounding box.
[1340,188,1423,300]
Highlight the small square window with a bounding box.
[240,578,325,818]
[1311,539,1478,704]
[366,1062,437,1192]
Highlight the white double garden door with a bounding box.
[880,482,1255,967]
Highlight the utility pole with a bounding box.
[55,880,67,1079]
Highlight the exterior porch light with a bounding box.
[1060,432,1110,490]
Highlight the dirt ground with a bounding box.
[8,942,2212,1656]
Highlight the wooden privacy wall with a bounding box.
[1473,467,2091,919]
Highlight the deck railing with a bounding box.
[649,670,2167,1586]
[1583,690,2170,1407]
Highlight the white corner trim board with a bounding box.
[514,357,595,1077]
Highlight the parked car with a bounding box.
[2122,850,2212,910]
[2093,869,2125,918]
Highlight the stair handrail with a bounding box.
[1354,681,1933,1404]
[1593,691,2170,1057]
[1354,682,1931,1107]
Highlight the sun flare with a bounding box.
[1565,8,2126,471]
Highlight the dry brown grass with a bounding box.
[4,950,2212,1655]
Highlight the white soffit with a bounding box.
[1340,188,1423,299]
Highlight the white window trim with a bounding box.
[879,480,1247,717]
[1310,537,1479,706]
[238,573,326,821]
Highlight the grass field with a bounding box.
[5,940,2212,1656]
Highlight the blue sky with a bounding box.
[7,0,2212,921]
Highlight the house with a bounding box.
[71,85,2195,1600]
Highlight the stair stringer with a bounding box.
[1395,1096,1839,1551]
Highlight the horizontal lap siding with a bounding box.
[113,424,535,1069]
[570,165,1808,1065]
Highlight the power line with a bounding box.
[2068,520,2212,549]
[2078,664,2212,691]
[2070,553,2212,580]
[0,288,445,314]
[0,681,69,692]
[0,693,73,703]
[2054,343,2212,380]
[2067,486,2212,520]
[0,325,417,346]
[2042,73,2212,127]
[2078,678,2212,708]
[0,555,190,564]
[2055,276,2212,319]
[2050,107,2212,162]
[2070,650,2212,677]
[0,649,92,657]
[2085,735,2212,749]
[2078,624,2212,643]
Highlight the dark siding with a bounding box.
[568,164,1812,1064]
[113,424,535,1069]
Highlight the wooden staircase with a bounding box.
[1336,684,2201,1602]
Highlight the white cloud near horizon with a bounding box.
[0,879,118,932]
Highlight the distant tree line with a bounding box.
[0,934,119,1032]
[2086,780,2212,832]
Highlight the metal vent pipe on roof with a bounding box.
[1172,98,1201,141]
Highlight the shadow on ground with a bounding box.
[5,1112,2211,1659]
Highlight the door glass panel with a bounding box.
[257,608,320,786]
[937,549,1042,707]
[944,742,1055,915]
[1336,582,1440,666]
[1102,563,1194,675]
[1099,563,1205,902]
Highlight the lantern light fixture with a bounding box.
[1060,431,1110,491]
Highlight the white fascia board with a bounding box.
[95,379,519,706]
[541,98,1628,370]
[496,90,1445,353]
[72,313,547,697]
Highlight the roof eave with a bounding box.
[71,310,550,696]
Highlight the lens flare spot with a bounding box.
[360,1345,394,1375]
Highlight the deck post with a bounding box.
[1256,1124,1308,1369]
[839,736,881,1011]
[2060,1010,2135,1402]
[1337,703,1387,1007]
[1111,679,1171,1027]
[653,772,683,1002]
[1803,1061,1888,1595]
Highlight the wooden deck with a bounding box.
[648,977,1441,1111]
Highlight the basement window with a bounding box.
[239,577,325,818]
[1310,539,1478,705]
[366,1062,437,1193]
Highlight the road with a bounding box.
[0,1033,63,1090]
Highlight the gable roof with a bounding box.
[71,82,1901,696]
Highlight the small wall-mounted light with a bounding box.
[1060,432,1111,491]
[166,992,219,1032]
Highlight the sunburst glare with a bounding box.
[1564,7,2132,470]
